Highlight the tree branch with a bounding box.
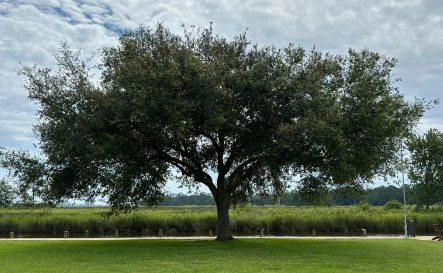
[232,163,260,190]
[156,149,217,195]
[189,129,227,173]
[227,157,260,190]
[189,129,220,151]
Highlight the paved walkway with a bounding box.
[0,236,437,241]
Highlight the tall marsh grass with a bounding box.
[0,205,442,234]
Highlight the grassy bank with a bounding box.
[0,239,442,272]
[1,205,442,235]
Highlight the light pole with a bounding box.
[401,141,407,239]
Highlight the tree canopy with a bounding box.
[406,128,443,209]
[17,24,433,240]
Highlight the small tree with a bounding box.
[406,129,443,209]
[18,24,433,240]
[0,179,15,207]
[0,148,48,205]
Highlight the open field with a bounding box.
[1,205,443,236]
[0,239,442,272]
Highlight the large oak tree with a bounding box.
[19,24,432,240]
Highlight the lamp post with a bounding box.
[401,141,408,239]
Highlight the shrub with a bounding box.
[350,201,372,212]
[383,200,403,210]
[430,205,443,212]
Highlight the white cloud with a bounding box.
[80,4,108,14]
[0,1,119,154]
[416,118,443,134]
[19,0,61,8]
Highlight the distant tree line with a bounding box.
[0,183,412,208]
[158,185,410,207]
[331,185,410,206]
[160,192,216,206]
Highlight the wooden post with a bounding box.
[260,229,264,237]
[312,230,316,237]
[64,231,69,239]
[159,229,162,238]
[115,229,119,238]
[361,229,367,237]
[9,232,14,239]
[293,229,295,236]
[209,230,212,237]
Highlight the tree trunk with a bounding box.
[215,192,233,241]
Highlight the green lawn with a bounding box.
[0,239,441,272]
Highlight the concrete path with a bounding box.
[0,236,437,241]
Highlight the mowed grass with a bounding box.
[0,239,442,272]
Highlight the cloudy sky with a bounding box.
[1,0,442,193]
